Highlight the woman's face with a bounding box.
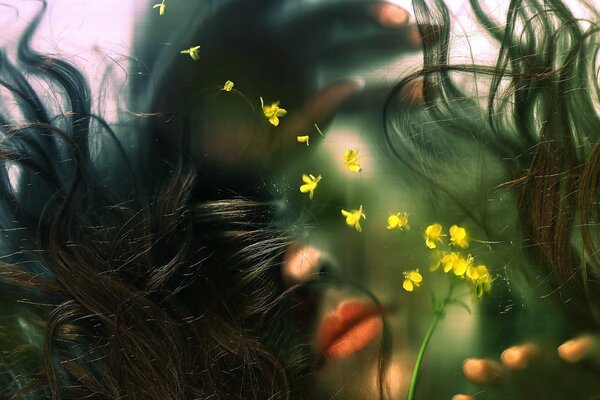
[278,113,483,399]
[174,1,522,397]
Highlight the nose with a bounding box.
[281,244,323,287]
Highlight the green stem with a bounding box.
[406,282,455,400]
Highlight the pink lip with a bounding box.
[317,300,383,362]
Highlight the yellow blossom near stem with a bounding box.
[180,45,201,61]
[222,80,234,92]
[343,149,362,172]
[466,264,492,299]
[341,205,366,232]
[452,254,474,276]
[297,135,309,146]
[449,225,469,248]
[260,97,287,126]
[402,269,423,292]
[424,223,445,249]
[387,212,410,231]
[153,0,166,15]
[299,174,321,200]
[440,252,459,273]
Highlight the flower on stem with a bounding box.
[402,269,423,292]
[260,97,287,126]
[467,264,492,299]
[341,205,366,232]
[387,212,410,231]
[153,0,166,16]
[424,223,445,249]
[299,174,321,200]
[222,80,234,92]
[180,45,201,61]
[449,225,469,248]
[343,149,362,172]
[440,252,473,276]
[439,252,459,273]
[297,135,309,146]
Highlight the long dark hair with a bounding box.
[0,2,313,399]
[386,0,600,329]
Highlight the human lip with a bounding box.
[317,299,384,362]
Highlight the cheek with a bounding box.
[281,245,323,287]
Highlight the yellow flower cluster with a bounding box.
[424,223,468,249]
[425,224,491,299]
[402,224,492,299]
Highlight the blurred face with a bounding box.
[278,110,483,399]
[181,1,508,398]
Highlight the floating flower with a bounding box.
[343,149,362,172]
[222,80,234,92]
[387,212,410,231]
[180,45,201,61]
[297,135,309,146]
[449,225,469,248]
[300,174,321,200]
[424,223,444,249]
[153,0,166,15]
[260,97,287,126]
[466,264,492,299]
[402,269,423,292]
[341,205,366,232]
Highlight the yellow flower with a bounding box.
[341,205,366,232]
[343,149,362,172]
[440,252,459,273]
[297,135,309,146]
[222,80,234,92]
[466,264,492,299]
[449,225,469,248]
[260,97,287,126]
[402,269,423,292]
[153,0,166,15]
[424,223,445,249]
[438,252,473,276]
[453,254,474,276]
[180,45,201,61]
[387,212,410,231]
[300,174,321,200]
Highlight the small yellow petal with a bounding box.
[223,80,234,91]
[407,271,423,283]
[297,135,309,145]
[403,279,414,292]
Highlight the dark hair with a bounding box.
[386,0,600,330]
[0,3,319,399]
[3,0,599,398]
